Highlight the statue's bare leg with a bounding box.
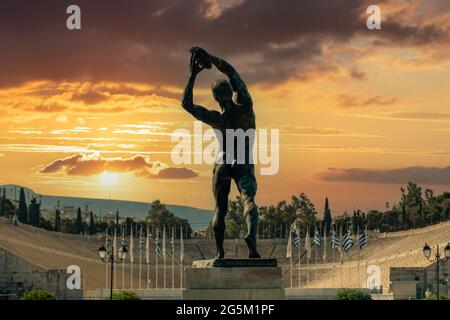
[212,164,231,259]
[235,165,261,258]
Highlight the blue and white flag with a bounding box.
[358,228,367,249]
[343,229,354,253]
[331,229,340,249]
[293,235,300,248]
[314,228,321,247]
[155,235,161,257]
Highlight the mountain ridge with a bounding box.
[0,184,212,231]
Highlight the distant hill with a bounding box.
[0,185,212,231]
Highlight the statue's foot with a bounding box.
[215,249,225,259]
[244,235,261,259]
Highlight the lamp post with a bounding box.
[422,243,450,300]
[99,240,128,300]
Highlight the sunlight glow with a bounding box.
[100,172,119,186]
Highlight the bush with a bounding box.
[423,294,448,300]
[22,290,56,300]
[335,289,372,300]
[111,291,141,300]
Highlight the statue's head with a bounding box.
[211,79,233,109]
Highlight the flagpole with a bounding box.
[340,224,343,288]
[146,225,150,289]
[180,226,184,289]
[172,227,175,289]
[163,226,166,289]
[139,225,142,289]
[156,228,159,289]
[365,225,368,288]
[122,226,125,290]
[315,227,318,282]
[287,227,292,288]
[306,227,310,287]
[113,228,117,290]
[357,226,360,288]
[332,234,335,288]
[348,228,352,288]
[105,228,108,290]
[130,224,133,289]
[298,225,301,288]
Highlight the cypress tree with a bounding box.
[88,211,96,235]
[54,208,61,231]
[29,197,41,226]
[352,211,358,233]
[18,188,28,223]
[76,207,83,234]
[323,197,332,235]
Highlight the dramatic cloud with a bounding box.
[38,154,198,179]
[316,166,450,185]
[1,0,448,87]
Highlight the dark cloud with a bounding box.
[350,68,367,80]
[139,166,198,179]
[71,91,108,104]
[316,166,450,185]
[0,0,447,87]
[39,153,198,179]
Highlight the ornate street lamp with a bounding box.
[98,237,128,300]
[422,243,450,300]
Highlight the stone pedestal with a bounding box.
[182,259,285,300]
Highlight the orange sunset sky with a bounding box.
[1,0,449,215]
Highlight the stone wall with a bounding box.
[390,259,450,299]
[0,247,82,300]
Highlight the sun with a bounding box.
[100,172,119,186]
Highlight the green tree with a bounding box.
[292,193,317,233]
[17,188,28,224]
[28,197,41,227]
[54,208,61,231]
[399,182,424,228]
[88,211,96,235]
[75,207,83,234]
[322,198,332,235]
[146,200,192,238]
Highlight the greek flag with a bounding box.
[293,235,300,248]
[359,229,367,249]
[155,238,161,257]
[331,229,340,249]
[314,229,321,247]
[342,229,354,252]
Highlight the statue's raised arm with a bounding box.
[181,50,221,128]
[190,47,253,110]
